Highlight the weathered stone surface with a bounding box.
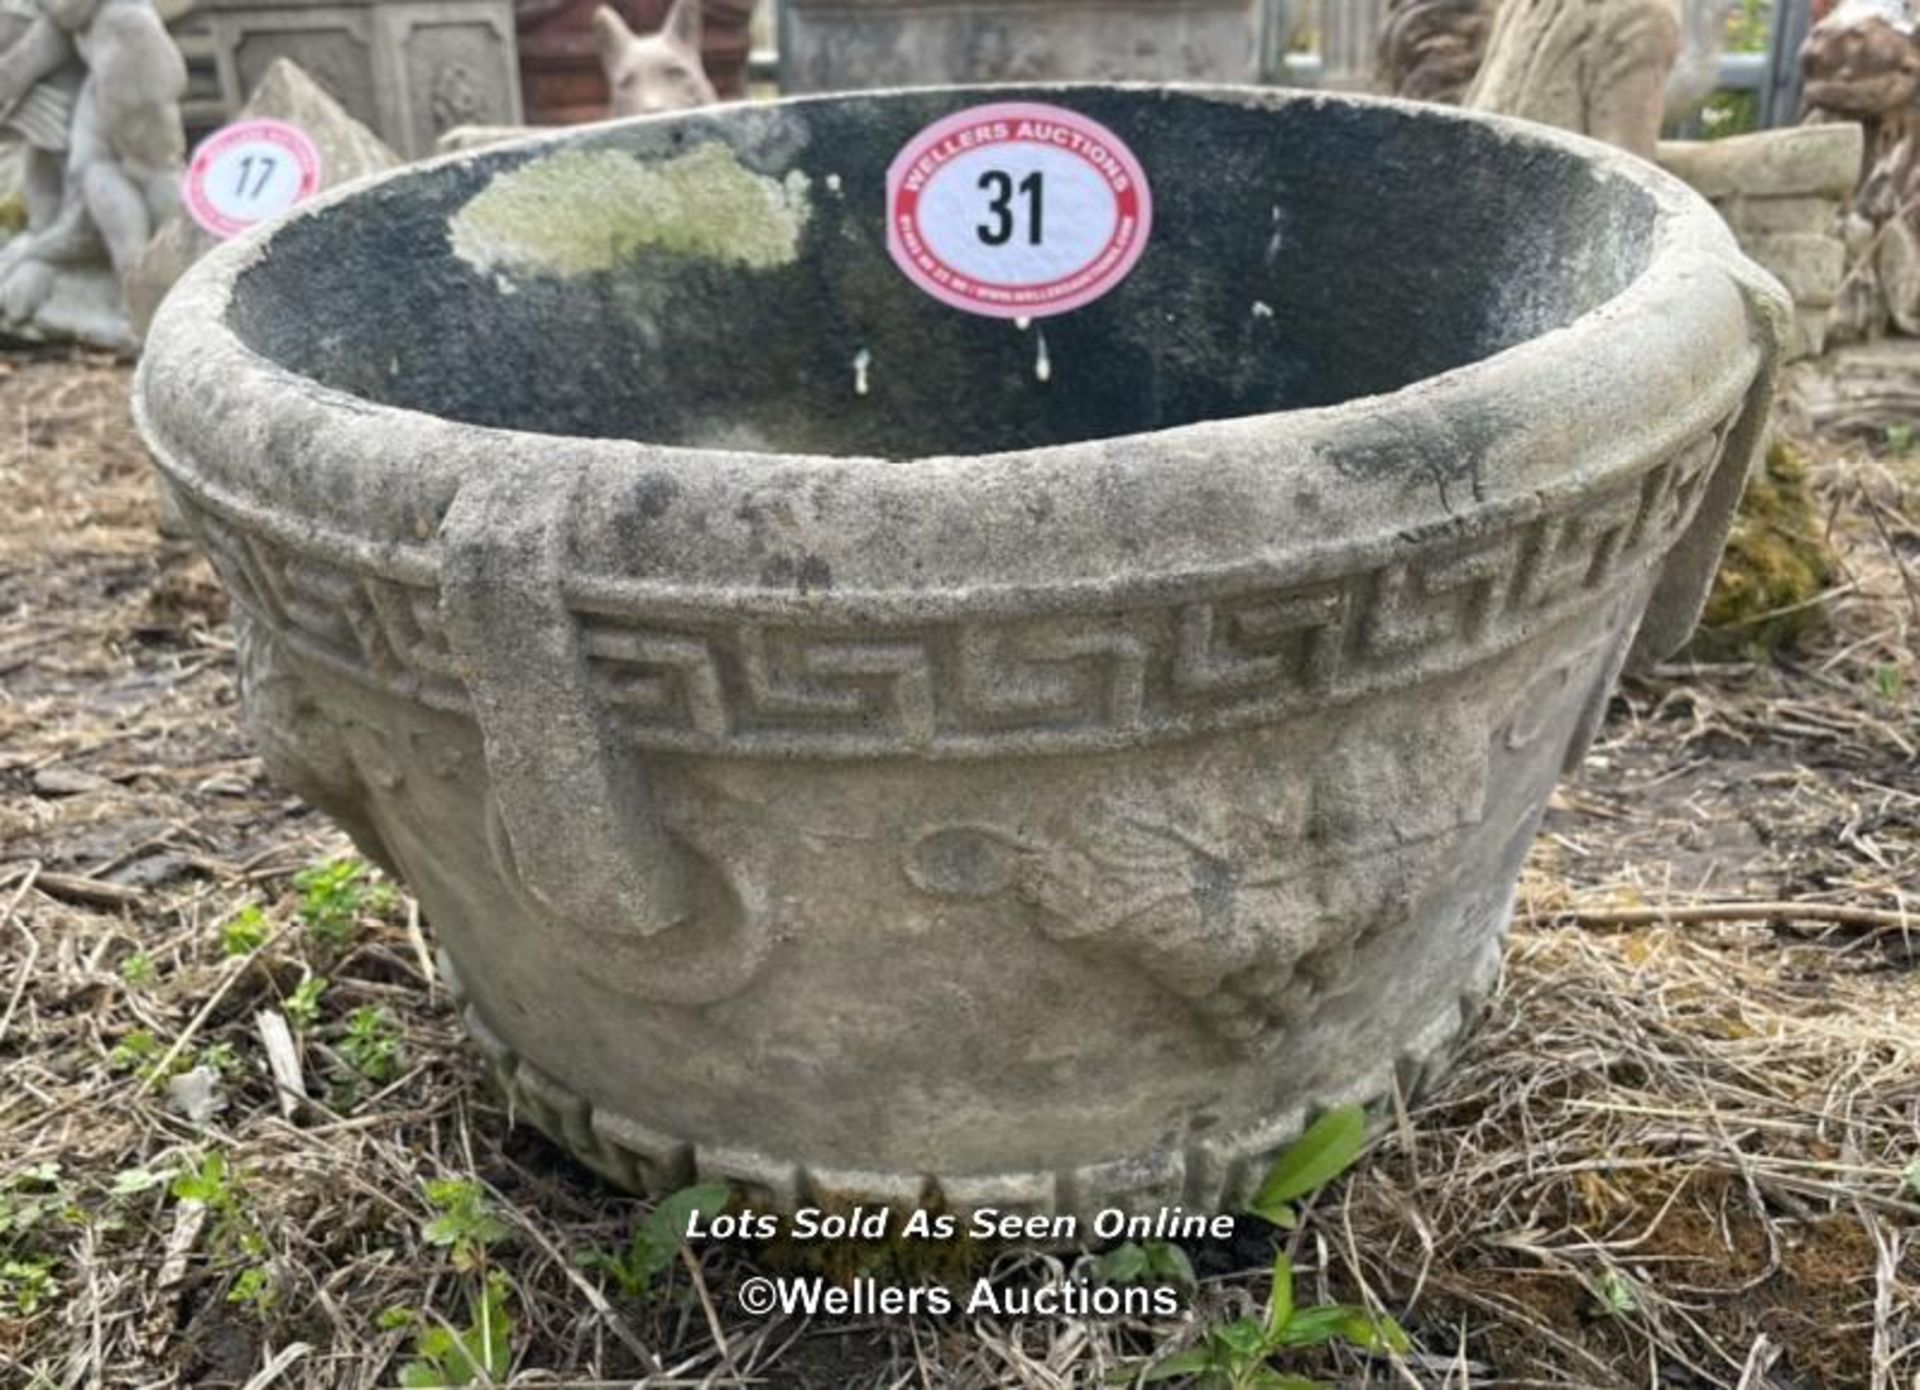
[1740,232,1848,303]
[1801,2,1920,346]
[1785,334,1920,437]
[1801,2,1920,120]
[0,0,187,350]
[1726,193,1861,237]
[1656,126,1863,360]
[196,0,522,158]
[1378,0,1735,120]
[779,0,1258,92]
[1469,0,1682,159]
[1655,125,1864,202]
[435,123,530,154]
[1880,212,1920,334]
[1379,0,1495,104]
[127,58,400,339]
[135,87,1787,1214]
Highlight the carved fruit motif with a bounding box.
[909,709,1492,1046]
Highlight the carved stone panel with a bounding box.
[201,0,522,157]
[228,22,380,131]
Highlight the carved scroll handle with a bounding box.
[1628,254,1793,670]
[439,464,766,1005]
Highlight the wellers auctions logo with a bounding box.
[733,1272,1183,1319]
[700,1205,1232,1318]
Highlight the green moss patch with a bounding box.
[1691,436,1835,659]
[448,144,811,279]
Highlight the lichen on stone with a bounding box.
[1690,436,1835,659]
[448,143,811,278]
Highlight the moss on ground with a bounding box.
[1690,435,1835,659]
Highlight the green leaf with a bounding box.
[1257,1201,1299,1231]
[1904,1156,1920,1198]
[1098,1242,1151,1284]
[1597,1268,1638,1317]
[1137,1347,1215,1382]
[110,1167,170,1197]
[169,1152,228,1206]
[642,1181,729,1247]
[1332,1308,1410,1353]
[1279,1304,1408,1353]
[1211,1317,1269,1360]
[1250,1107,1368,1216]
[474,1273,512,1376]
[414,1325,457,1363]
[219,904,271,957]
[422,1179,507,1258]
[1145,1241,1196,1290]
[1276,1305,1348,1348]
[1248,1374,1324,1390]
[1265,1252,1293,1339]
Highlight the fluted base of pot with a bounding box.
[440,938,1504,1216]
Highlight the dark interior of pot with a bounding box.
[227,87,1659,461]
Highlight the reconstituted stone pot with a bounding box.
[135,86,1787,1218]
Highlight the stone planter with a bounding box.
[136,87,1786,1218]
[778,0,1259,92]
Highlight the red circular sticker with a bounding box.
[184,119,324,240]
[886,102,1153,319]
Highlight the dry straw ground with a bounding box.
[0,349,1915,1388]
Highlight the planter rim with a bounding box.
[136,83,1785,611]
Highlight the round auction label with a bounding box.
[885,102,1153,319]
[184,119,324,240]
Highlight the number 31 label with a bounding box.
[184,119,324,240]
[886,102,1153,319]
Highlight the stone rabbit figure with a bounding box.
[592,0,716,116]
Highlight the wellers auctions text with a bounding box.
[736,1274,1185,1319]
[688,1205,1237,1244]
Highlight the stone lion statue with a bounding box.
[1801,0,1920,338]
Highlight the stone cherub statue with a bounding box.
[0,0,185,348]
[592,0,715,117]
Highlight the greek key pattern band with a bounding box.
[177,419,1730,759]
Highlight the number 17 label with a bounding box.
[886,102,1153,319]
[185,119,325,241]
